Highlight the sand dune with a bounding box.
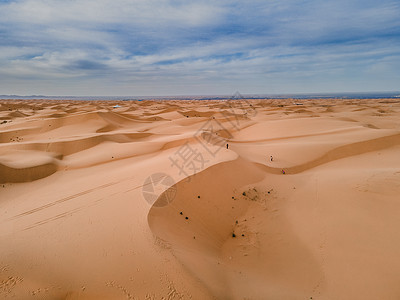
[1,98,400,299]
[148,158,322,298]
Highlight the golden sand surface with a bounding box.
[1,98,400,299]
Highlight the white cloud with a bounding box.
[0,0,399,95]
[2,0,223,27]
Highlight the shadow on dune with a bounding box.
[0,161,58,183]
[147,158,323,299]
[279,132,400,174]
[233,132,400,175]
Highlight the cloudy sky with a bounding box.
[0,0,399,96]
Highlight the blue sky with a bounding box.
[0,0,399,96]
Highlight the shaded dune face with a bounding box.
[0,162,58,183]
[0,130,152,184]
[250,132,400,175]
[0,108,155,183]
[0,132,152,156]
[148,158,322,299]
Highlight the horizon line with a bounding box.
[1,90,400,99]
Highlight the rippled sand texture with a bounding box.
[1,98,400,299]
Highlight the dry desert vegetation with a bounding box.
[1,98,400,299]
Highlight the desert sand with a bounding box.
[1,98,400,299]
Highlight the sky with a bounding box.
[0,0,399,96]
